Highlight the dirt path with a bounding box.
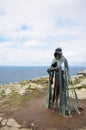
[11,91,86,130]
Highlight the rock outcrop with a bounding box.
[0,117,31,130]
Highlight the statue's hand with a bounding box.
[47,68,51,73]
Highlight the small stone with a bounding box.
[0,117,3,122]
[1,119,7,126]
[30,123,35,127]
[7,118,21,128]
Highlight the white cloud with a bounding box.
[0,0,86,66]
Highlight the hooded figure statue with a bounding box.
[47,47,81,117]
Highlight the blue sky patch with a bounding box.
[0,37,9,42]
[21,25,28,30]
[17,25,31,32]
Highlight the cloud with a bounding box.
[0,0,86,66]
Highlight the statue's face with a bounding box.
[54,52,62,59]
[56,54,62,59]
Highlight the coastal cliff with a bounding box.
[0,70,86,130]
[0,70,86,99]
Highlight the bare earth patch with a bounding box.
[10,89,86,130]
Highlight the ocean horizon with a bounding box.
[0,66,86,84]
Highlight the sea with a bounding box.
[0,66,86,84]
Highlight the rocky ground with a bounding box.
[0,71,86,130]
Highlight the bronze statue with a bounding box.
[47,47,81,117]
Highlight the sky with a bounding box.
[0,0,86,66]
